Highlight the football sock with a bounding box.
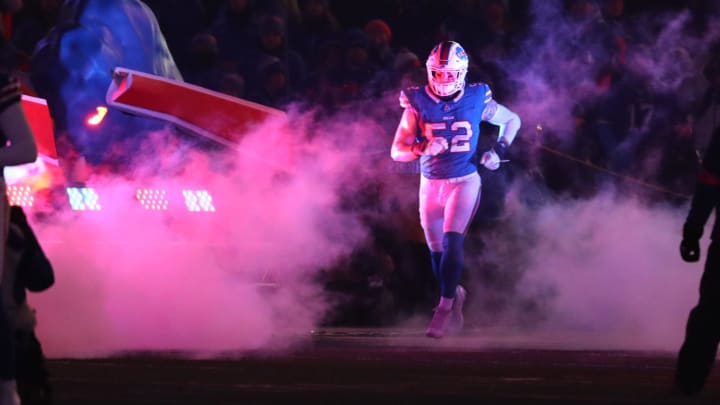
[440,232,464,298]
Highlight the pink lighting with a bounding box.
[136,188,169,211]
[7,185,34,208]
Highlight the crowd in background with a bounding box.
[6,0,720,199]
[5,0,720,325]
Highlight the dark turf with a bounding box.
[43,328,719,405]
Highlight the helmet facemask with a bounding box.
[426,41,469,97]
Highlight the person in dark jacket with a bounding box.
[676,126,720,395]
[0,1,41,403]
[4,206,53,405]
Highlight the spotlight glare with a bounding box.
[182,189,215,212]
[66,187,101,211]
[136,188,169,211]
[86,106,108,126]
[6,185,34,208]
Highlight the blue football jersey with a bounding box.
[400,83,493,179]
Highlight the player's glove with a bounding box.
[480,149,500,170]
[680,239,700,262]
[680,223,702,263]
[413,137,448,157]
[480,141,508,171]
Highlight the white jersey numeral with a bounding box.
[422,120,473,153]
[449,121,472,152]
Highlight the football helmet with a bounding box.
[426,41,469,97]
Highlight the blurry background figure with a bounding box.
[0,2,41,404]
[142,0,207,72]
[248,58,292,110]
[289,0,339,66]
[9,0,61,69]
[182,32,224,92]
[218,72,246,98]
[4,206,53,405]
[391,47,423,89]
[211,0,259,81]
[253,13,306,96]
[691,49,720,157]
[364,19,394,70]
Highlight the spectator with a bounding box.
[364,19,395,70]
[218,72,246,98]
[288,0,339,70]
[391,47,423,89]
[182,32,225,92]
[143,0,208,72]
[254,13,306,94]
[248,58,292,110]
[211,0,260,80]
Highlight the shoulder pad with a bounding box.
[465,82,493,104]
[399,90,410,108]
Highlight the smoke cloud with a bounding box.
[27,109,392,358]
[23,1,720,358]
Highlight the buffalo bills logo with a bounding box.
[456,47,468,60]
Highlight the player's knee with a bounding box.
[428,241,443,252]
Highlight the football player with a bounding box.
[391,41,521,338]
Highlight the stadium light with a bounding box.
[7,185,34,208]
[182,189,215,212]
[66,187,102,211]
[136,188,169,211]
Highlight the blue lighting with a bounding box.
[66,187,102,211]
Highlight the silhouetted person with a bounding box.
[5,206,53,405]
[676,126,720,395]
[0,2,41,404]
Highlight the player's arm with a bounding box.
[480,100,521,170]
[0,77,38,166]
[391,104,448,161]
[391,107,422,162]
[680,129,720,262]
[482,100,521,149]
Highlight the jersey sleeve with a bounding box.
[399,88,420,119]
[482,83,493,105]
[399,90,411,108]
